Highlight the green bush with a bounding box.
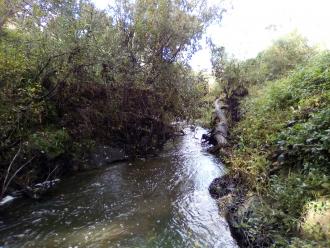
[29,129,70,159]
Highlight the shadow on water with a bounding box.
[0,127,237,248]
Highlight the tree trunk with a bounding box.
[210,98,229,151]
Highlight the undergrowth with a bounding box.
[227,52,330,247]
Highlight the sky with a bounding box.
[93,0,330,71]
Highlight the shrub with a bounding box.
[29,129,70,159]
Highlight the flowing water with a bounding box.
[0,127,237,248]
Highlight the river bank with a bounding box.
[0,121,188,207]
[209,159,262,247]
[0,144,129,208]
[205,97,255,247]
[207,52,330,247]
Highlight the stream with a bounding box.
[0,127,237,248]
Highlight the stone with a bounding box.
[90,145,128,167]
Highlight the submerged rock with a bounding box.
[90,145,128,167]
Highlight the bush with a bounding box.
[29,129,70,159]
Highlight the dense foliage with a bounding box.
[0,0,218,198]
[212,36,330,247]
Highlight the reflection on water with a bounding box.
[0,127,237,248]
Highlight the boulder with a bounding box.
[90,145,128,167]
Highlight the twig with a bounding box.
[2,156,35,198]
[45,165,58,182]
[1,144,22,197]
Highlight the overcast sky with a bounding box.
[93,0,330,71]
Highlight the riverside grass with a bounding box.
[225,52,330,247]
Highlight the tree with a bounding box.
[0,0,225,197]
